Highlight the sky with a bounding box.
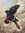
[0,0,18,11]
[0,0,14,7]
[0,0,13,11]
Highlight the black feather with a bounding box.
[5,5,20,14]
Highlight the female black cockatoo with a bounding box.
[5,5,20,29]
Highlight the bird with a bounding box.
[5,5,20,29]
